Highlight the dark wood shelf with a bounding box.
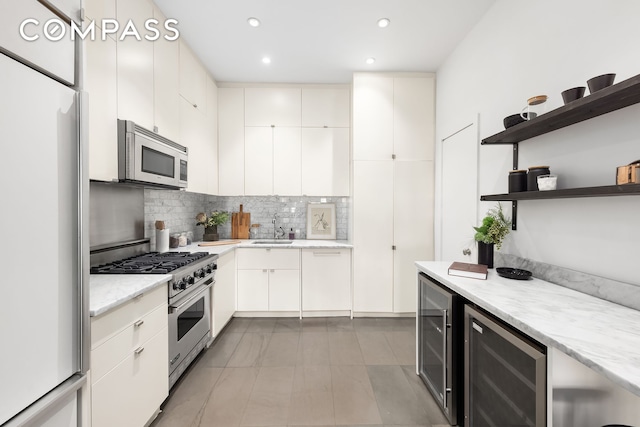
[481,184,640,201]
[482,73,640,145]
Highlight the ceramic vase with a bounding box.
[477,241,494,268]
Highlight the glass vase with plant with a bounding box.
[196,211,229,241]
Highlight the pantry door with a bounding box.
[440,120,478,263]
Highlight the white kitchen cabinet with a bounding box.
[301,128,350,196]
[180,96,214,195]
[47,0,81,21]
[353,161,394,313]
[206,76,219,193]
[116,0,154,129]
[212,250,236,336]
[179,40,206,112]
[86,32,117,182]
[236,248,300,313]
[301,88,350,128]
[152,5,180,141]
[218,88,245,195]
[352,72,435,314]
[245,88,301,127]
[90,285,168,427]
[301,249,351,313]
[84,0,115,23]
[352,75,393,161]
[245,126,301,196]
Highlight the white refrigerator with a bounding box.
[0,1,88,425]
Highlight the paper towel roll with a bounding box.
[156,229,170,253]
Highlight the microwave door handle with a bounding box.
[442,308,448,409]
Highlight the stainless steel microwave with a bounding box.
[117,119,188,189]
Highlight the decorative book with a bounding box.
[448,261,488,280]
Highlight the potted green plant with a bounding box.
[473,203,511,268]
[196,211,229,241]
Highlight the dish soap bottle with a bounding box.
[288,228,295,240]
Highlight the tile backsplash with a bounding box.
[144,190,349,249]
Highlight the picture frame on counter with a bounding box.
[306,203,336,240]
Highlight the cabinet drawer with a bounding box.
[91,285,166,348]
[237,248,300,270]
[92,327,168,427]
[91,303,167,383]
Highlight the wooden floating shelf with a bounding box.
[481,184,640,201]
[482,73,640,145]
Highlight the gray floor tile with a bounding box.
[356,331,398,365]
[331,365,382,425]
[297,332,331,366]
[400,366,448,426]
[292,365,332,393]
[246,317,277,333]
[274,317,302,332]
[227,332,271,367]
[152,367,222,427]
[288,391,335,425]
[224,317,252,333]
[301,317,328,332]
[385,331,416,365]
[261,332,300,367]
[353,318,396,332]
[241,366,295,426]
[367,365,429,425]
[200,332,243,367]
[196,367,259,427]
[327,317,355,331]
[328,331,365,365]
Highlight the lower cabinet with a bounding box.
[301,249,351,312]
[90,285,168,427]
[236,248,300,313]
[212,250,236,336]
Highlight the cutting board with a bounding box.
[198,240,243,247]
[231,204,250,239]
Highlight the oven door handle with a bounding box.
[169,278,213,313]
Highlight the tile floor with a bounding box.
[151,317,449,427]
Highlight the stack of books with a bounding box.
[448,261,488,280]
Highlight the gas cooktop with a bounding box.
[90,251,210,275]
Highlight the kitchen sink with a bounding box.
[251,240,293,245]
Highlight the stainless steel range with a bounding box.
[90,240,217,389]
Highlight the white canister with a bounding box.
[156,229,170,253]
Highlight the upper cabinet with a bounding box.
[302,88,350,128]
[84,0,115,23]
[353,74,435,161]
[245,88,302,127]
[152,6,180,141]
[116,0,154,129]
[179,41,206,112]
[218,88,245,196]
[47,0,82,21]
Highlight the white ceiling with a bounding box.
[153,0,496,84]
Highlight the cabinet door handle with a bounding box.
[134,346,144,355]
[134,319,144,327]
[313,251,341,256]
[263,269,268,273]
[270,269,275,273]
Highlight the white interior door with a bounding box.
[441,121,479,263]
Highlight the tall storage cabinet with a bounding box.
[352,73,435,313]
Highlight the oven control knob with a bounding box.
[186,276,195,285]
[205,266,212,274]
[179,280,188,290]
[196,269,205,278]
[172,281,180,290]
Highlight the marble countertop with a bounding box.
[90,239,352,317]
[90,274,171,317]
[416,261,640,398]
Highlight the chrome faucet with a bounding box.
[272,213,286,239]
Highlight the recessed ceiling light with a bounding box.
[262,57,271,64]
[377,18,390,28]
[366,57,376,65]
[247,17,261,27]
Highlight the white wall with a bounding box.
[436,0,640,285]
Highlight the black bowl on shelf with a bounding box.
[503,112,537,129]
[561,86,586,104]
[587,73,616,93]
[496,267,532,280]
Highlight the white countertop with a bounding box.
[90,274,171,317]
[416,261,640,398]
[90,239,352,317]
